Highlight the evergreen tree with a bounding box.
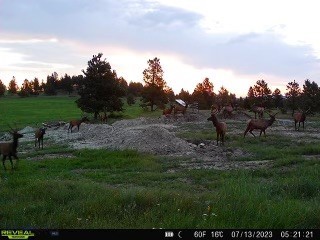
[285,80,301,115]
[32,77,41,95]
[302,79,319,112]
[118,76,128,96]
[176,88,192,103]
[76,53,125,119]
[192,77,215,109]
[0,80,6,96]
[44,74,58,95]
[140,57,169,111]
[18,79,33,97]
[272,88,283,109]
[60,74,73,94]
[217,86,230,106]
[128,81,143,97]
[252,79,271,106]
[8,76,18,95]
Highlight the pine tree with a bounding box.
[285,80,301,115]
[76,53,125,119]
[140,57,169,111]
[8,76,18,95]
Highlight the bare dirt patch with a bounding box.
[17,110,319,170]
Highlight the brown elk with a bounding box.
[162,104,174,116]
[244,112,278,138]
[293,108,310,131]
[68,116,89,133]
[35,127,46,149]
[99,112,108,123]
[221,105,233,118]
[0,129,23,170]
[207,111,227,146]
[174,103,188,115]
[251,105,265,119]
[211,103,220,113]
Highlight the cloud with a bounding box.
[0,0,319,88]
[185,32,319,77]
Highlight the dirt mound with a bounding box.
[47,120,192,155]
[17,112,273,170]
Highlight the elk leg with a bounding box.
[9,156,13,169]
[2,156,6,170]
[216,132,219,146]
[249,130,255,137]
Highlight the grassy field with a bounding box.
[0,96,319,229]
[0,95,161,130]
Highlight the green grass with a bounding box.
[0,144,319,229]
[0,95,162,129]
[0,96,320,228]
[0,95,82,130]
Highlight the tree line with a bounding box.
[0,53,319,116]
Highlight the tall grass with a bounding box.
[0,145,319,229]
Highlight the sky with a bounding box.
[0,0,320,97]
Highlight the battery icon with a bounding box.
[165,231,174,237]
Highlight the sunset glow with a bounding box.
[0,0,319,97]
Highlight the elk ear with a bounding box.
[211,109,219,115]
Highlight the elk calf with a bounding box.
[207,112,227,146]
[68,116,89,133]
[35,127,46,149]
[244,112,278,138]
[0,130,23,170]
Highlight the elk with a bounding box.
[35,127,46,149]
[99,112,108,123]
[293,108,310,131]
[174,103,188,115]
[251,105,265,119]
[221,105,233,118]
[0,129,23,170]
[244,112,278,138]
[207,111,227,146]
[211,103,220,113]
[162,104,174,116]
[68,116,89,133]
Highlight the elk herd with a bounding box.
[206,104,310,146]
[0,103,313,171]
